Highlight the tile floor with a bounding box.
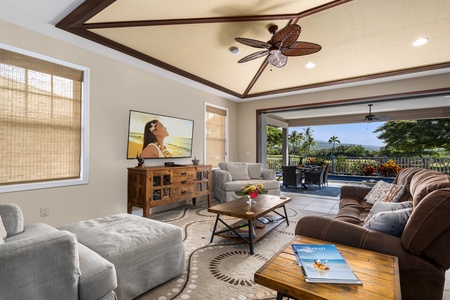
[281,180,450,300]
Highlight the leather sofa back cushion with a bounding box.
[409,169,450,206]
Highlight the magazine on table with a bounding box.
[291,244,362,285]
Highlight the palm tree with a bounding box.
[302,127,316,156]
[288,130,303,154]
[328,135,341,154]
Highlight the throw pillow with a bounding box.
[363,208,413,237]
[247,163,263,179]
[364,201,413,226]
[0,215,7,239]
[364,181,406,204]
[227,163,250,181]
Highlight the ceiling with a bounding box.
[1,0,450,123]
[50,0,450,101]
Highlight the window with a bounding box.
[204,104,228,168]
[0,44,89,193]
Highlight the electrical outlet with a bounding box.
[40,207,49,217]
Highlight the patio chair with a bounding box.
[304,165,327,188]
[322,164,329,187]
[282,166,302,189]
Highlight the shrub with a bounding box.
[378,159,402,177]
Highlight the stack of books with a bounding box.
[291,243,362,285]
[229,225,256,238]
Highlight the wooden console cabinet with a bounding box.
[127,165,211,218]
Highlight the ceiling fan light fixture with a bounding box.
[268,49,287,68]
[412,37,428,47]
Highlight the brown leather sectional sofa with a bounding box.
[296,167,450,299]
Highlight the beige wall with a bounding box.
[0,21,238,226]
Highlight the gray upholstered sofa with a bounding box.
[0,203,117,300]
[212,162,280,202]
[0,204,185,300]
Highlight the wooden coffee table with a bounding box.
[254,235,401,299]
[208,194,291,255]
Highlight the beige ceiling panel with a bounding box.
[88,0,335,23]
[90,21,280,94]
[250,0,450,95]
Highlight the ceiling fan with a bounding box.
[364,104,381,121]
[234,24,322,68]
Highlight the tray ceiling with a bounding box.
[56,0,450,100]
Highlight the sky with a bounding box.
[289,121,386,147]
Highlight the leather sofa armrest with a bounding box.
[0,231,79,299]
[340,185,371,200]
[262,169,275,180]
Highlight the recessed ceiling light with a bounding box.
[412,37,428,47]
[305,62,316,69]
[229,46,240,54]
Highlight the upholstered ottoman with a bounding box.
[59,213,185,300]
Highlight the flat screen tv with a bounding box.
[127,110,194,159]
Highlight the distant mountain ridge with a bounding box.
[312,140,381,151]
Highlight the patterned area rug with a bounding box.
[135,196,337,300]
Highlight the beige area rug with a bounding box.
[136,196,337,300]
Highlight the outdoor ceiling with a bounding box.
[56,0,450,100]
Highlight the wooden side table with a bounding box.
[254,235,401,300]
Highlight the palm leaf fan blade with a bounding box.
[281,41,322,56]
[235,37,271,49]
[237,50,269,63]
[270,24,301,48]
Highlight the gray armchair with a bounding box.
[0,204,117,300]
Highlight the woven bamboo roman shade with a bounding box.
[205,105,227,168]
[0,48,83,185]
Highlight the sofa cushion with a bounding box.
[226,163,250,180]
[364,201,413,225]
[363,208,413,237]
[336,198,373,225]
[0,203,24,237]
[364,181,405,204]
[409,169,450,206]
[247,163,263,179]
[0,215,7,239]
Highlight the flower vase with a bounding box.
[247,191,258,205]
[246,195,257,205]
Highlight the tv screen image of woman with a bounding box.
[126,110,194,159]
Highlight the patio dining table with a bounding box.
[296,166,317,189]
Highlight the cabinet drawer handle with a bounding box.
[181,180,187,184]
[181,172,187,176]
[181,190,187,195]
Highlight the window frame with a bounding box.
[0,43,90,193]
